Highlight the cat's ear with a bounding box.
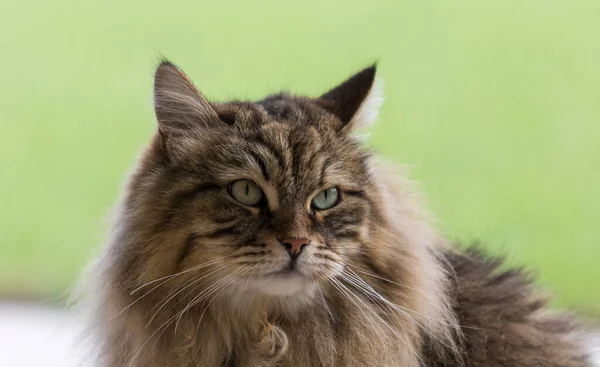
[153,60,220,142]
[317,65,383,133]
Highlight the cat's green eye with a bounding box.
[311,187,340,210]
[229,180,263,206]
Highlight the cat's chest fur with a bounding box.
[156,296,421,367]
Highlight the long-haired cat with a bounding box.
[79,61,597,366]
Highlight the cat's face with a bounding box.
[167,117,372,297]
[131,62,382,300]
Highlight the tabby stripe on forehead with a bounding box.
[319,157,330,187]
[255,134,285,173]
[294,138,322,181]
[289,127,307,179]
[306,145,325,175]
[291,141,302,179]
[248,151,270,181]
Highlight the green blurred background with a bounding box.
[0,0,598,315]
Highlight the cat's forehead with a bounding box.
[187,105,367,195]
[173,95,368,194]
[213,94,340,132]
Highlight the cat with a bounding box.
[78,60,597,366]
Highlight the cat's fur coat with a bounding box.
[79,61,596,366]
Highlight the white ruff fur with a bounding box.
[247,275,317,297]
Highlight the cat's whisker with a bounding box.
[335,259,466,333]
[333,277,426,366]
[144,263,230,327]
[130,306,186,367]
[341,269,460,353]
[329,277,396,364]
[194,266,251,331]
[111,279,172,321]
[132,266,248,367]
[339,272,393,315]
[111,258,228,320]
[314,274,336,324]
[344,267,461,330]
[342,269,428,322]
[144,263,231,324]
[320,289,336,325]
[130,257,227,295]
[168,268,248,353]
[175,266,247,332]
[141,272,207,321]
[159,277,210,328]
[340,271,425,328]
[150,278,230,359]
[333,260,424,294]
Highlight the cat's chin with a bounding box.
[249,273,317,297]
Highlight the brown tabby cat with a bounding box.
[80,61,596,366]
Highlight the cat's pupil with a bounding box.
[245,183,249,196]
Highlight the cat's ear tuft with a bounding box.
[153,61,220,136]
[318,65,383,133]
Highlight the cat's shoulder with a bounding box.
[426,246,591,366]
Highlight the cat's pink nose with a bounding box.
[280,238,310,260]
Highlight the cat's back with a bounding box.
[424,248,592,367]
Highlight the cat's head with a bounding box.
[121,61,387,302]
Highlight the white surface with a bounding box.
[0,302,80,367]
[588,333,600,366]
